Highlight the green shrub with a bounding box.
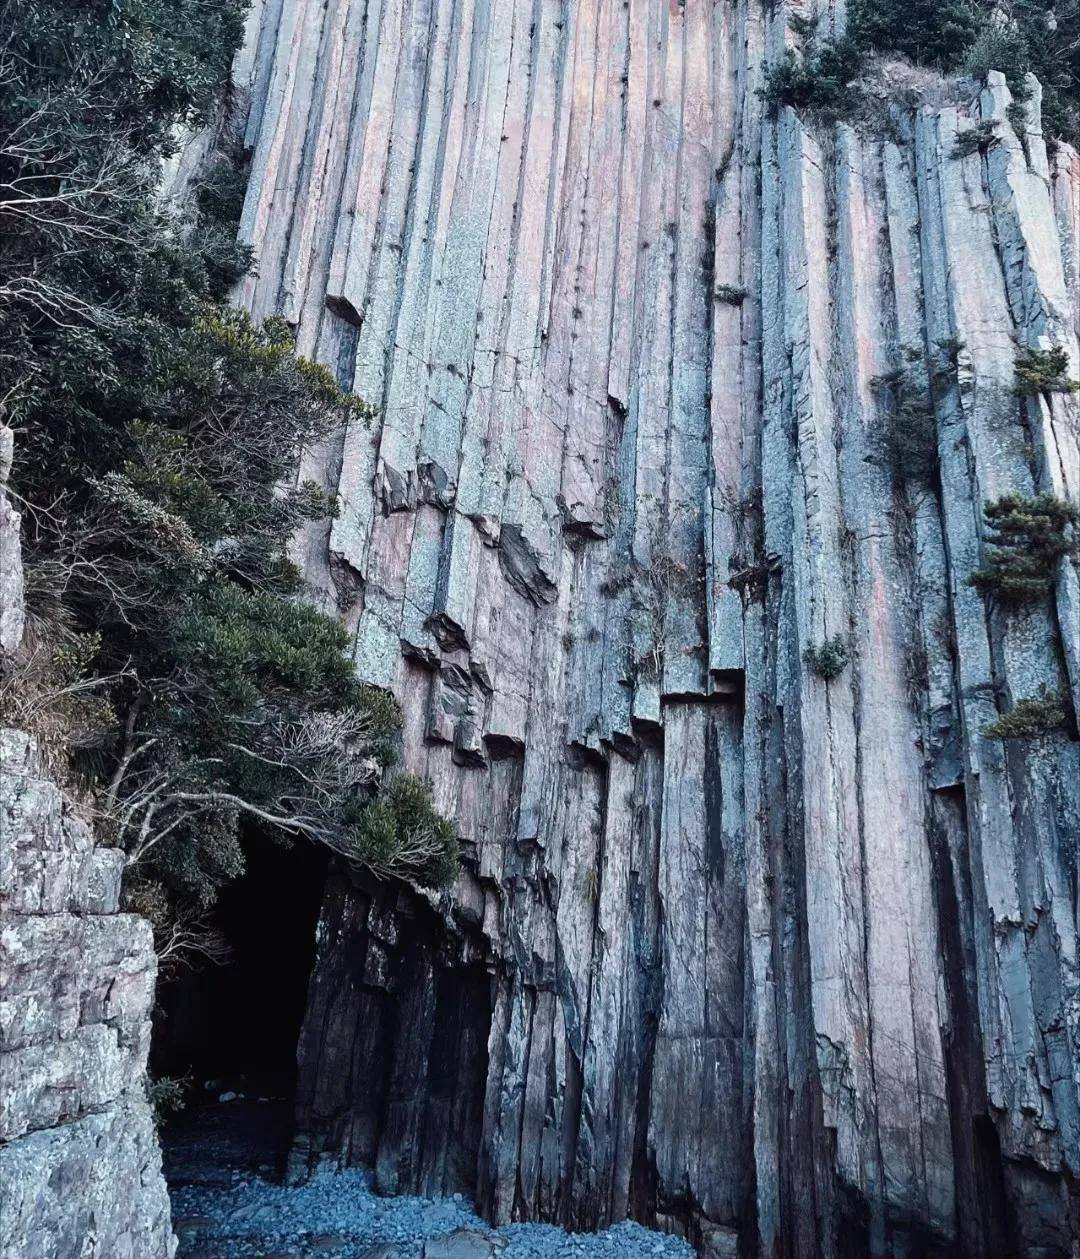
[952,119,998,158]
[983,693,1067,740]
[1014,346,1080,396]
[347,775,459,889]
[804,635,851,681]
[146,1074,189,1124]
[871,364,939,485]
[762,37,865,117]
[970,493,1079,604]
[0,0,459,959]
[849,0,982,71]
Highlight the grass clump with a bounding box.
[804,635,851,681]
[969,493,1078,604]
[983,692,1067,740]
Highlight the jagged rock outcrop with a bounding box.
[0,729,176,1258]
[224,1,1078,1255]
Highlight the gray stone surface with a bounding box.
[0,729,175,1257]
[223,3,1079,1255]
[0,425,25,657]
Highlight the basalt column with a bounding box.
[225,1,1080,1255]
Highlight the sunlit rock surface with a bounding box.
[227,1,1079,1254]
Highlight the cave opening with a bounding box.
[151,827,328,1163]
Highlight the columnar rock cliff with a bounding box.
[227,1,1079,1255]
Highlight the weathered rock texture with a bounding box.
[0,425,25,657]
[226,1,1079,1255]
[0,729,175,1258]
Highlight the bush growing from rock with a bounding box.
[970,493,1078,604]
[762,37,865,117]
[983,693,1067,740]
[804,635,851,681]
[1014,346,1080,396]
[952,119,999,158]
[871,364,939,485]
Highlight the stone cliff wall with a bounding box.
[0,439,174,1258]
[226,1,1079,1255]
[0,729,176,1259]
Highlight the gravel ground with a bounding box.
[165,1101,694,1259]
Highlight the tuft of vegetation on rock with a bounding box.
[952,119,999,157]
[983,693,1067,740]
[870,362,940,486]
[145,1074,190,1125]
[0,0,458,968]
[1014,346,1080,396]
[804,635,851,681]
[969,493,1079,604]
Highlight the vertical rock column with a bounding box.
[223,0,1080,1254]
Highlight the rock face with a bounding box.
[0,425,25,656]
[0,729,176,1258]
[227,1,1079,1255]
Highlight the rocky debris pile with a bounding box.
[171,1172,691,1259]
[167,1103,691,1259]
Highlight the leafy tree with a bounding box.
[768,0,1080,146]
[0,0,459,961]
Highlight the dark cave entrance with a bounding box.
[151,829,328,1115]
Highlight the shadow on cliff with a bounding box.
[151,828,329,1144]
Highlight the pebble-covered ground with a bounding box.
[165,1101,694,1259]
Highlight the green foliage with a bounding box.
[1,0,458,950]
[1014,346,1080,396]
[765,0,1079,146]
[968,1,1080,150]
[804,635,851,681]
[983,693,1067,740]
[763,37,865,117]
[347,776,460,890]
[145,1074,189,1125]
[849,0,982,71]
[952,119,999,158]
[871,364,939,485]
[970,493,1079,604]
